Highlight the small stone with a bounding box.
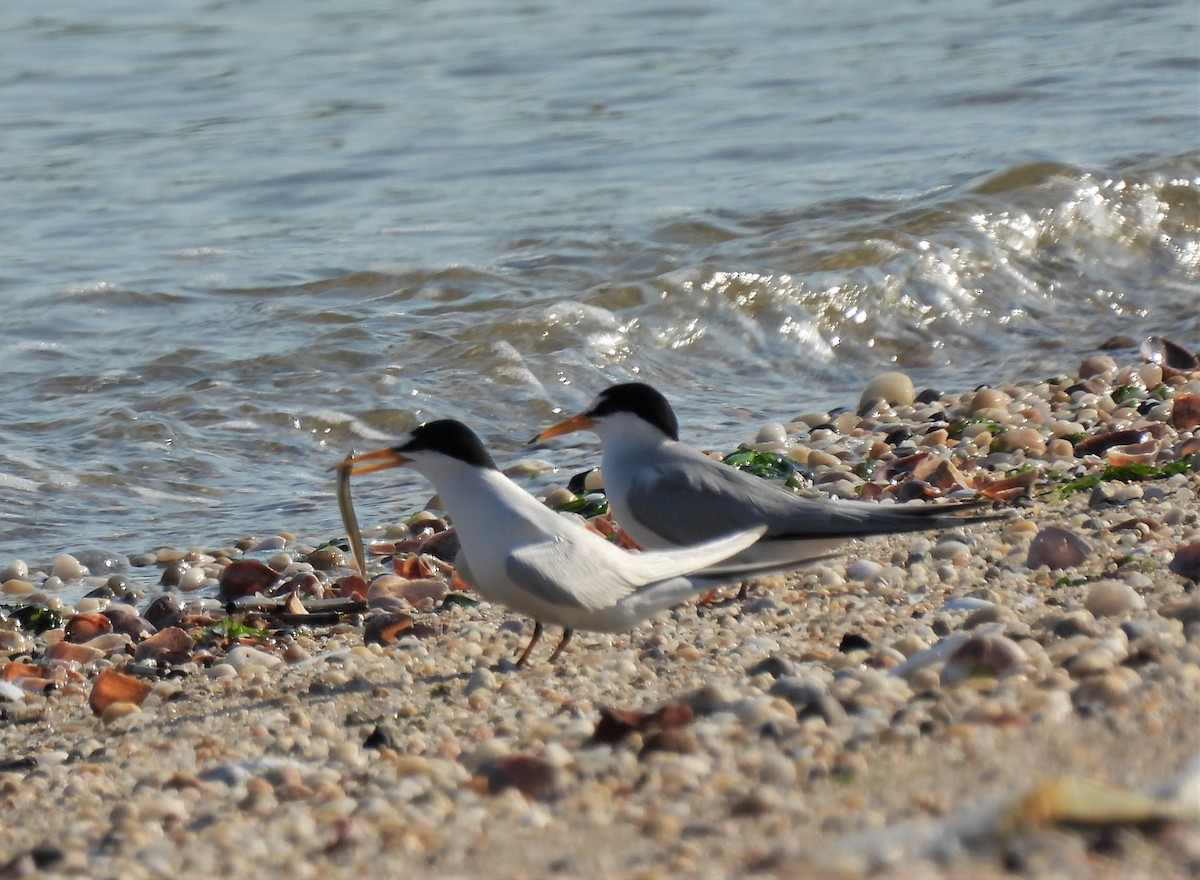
[1170,540,1200,582]
[484,755,557,800]
[176,566,209,592]
[305,547,346,571]
[0,560,28,582]
[100,701,143,724]
[1079,355,1117,378]
[845,559,883,581]
[1170,393,1200,430]
[859,372,915,410]
[64,613,113,643]
[756,423,788,445]
[133,627,195,664]
[1084,581,1146,617]
[224,645,283,672]
[52,554,88,581]
[1071,672,1130,708]
[218,559,280,600]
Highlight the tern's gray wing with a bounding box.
[506,538,636,612]
[624,458,802,545]
[627,457,992,545]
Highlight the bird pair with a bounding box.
[346,383,991,667]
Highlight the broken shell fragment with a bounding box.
[89,669,152,715]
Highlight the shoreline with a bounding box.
[3,341,1200,878]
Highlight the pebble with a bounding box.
[52,554,88,581]
[859,372,916,409]
[1084,581,1146,617]
[0,559,28,581]
[225,645,284,672]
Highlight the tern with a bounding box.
[533,382,995,571]
[345,419,781,666]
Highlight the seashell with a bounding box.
[592,702,695,745]
[1141,335,1198,372]
[975,468,1038,502]
[1169,539,1200,582]
[1177,436,1200,458]
[43,642,105,665]
[89,668,152,715]
[942,633,1028,682]
[1005,776,1196,832]
[893,480,940,502]
[1073,429,1149,457]
[1105,438,1160,466]
[337,575,369,600]
[1026,525,1091,569]
[1170,393,1200,430]
[217,559,280,601]
[64,613,113,644]
[483,754,558,800]
[132,626,195,665]
[926,459,971,491]
[363,611,415,646]
[392,555,439,580]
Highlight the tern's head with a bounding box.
[535,382,680,444]
[346,419,498,477]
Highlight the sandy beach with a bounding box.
[3,340,1200,879]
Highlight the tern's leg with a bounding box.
[546,628,573,664]
[736,581,750,600]
[515,620,544,668]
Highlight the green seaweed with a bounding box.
[2,604,62,634]
[1110,385,1142,405]
[205,617,270,641]
[546,491,609,518]
[1058,455,1195,497]
[723,449,807,482]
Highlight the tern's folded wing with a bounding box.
[506,538,637,612]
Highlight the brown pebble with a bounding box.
[64,613,113,644]
[304,546,346,571]
[1170,540,1200,582]
[1170,393,1200,430]
[484,754,557,800]
[218,559,280,601]
[132,626,196,664]
[1026,525,1092,569]
[103,609,155,640]
[1078,355,1117,378]
[89,669,152,715]
[639,728,701,758]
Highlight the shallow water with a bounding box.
[0,0,1197,561]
